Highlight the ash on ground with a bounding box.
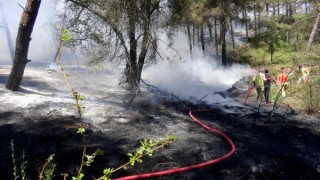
[0,66,319,180]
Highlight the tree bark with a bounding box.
[214,18,219,55]
[244,8,249,40]
[230,18,235,48]
[306,12,320,55]
[187,23,193,55]
[272,3,276,16]
[220,9,227,66]
[258,2,261,33]
[207,21,213,41]
[305,0,308,14]
[265,1,269,16]
[253,1,257,35]
[200,23,205,53]
[126,0,138,91]
[192,24,195,46]
[6,0,41,91]
[285,1,289,17]
[137,0,151,84]
[277,1,280,16]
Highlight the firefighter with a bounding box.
[297,65,310,84]
[264,69,274,104]
[276,67,288,97]
[252,68,266,103]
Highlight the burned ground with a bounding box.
[0,67,320,180]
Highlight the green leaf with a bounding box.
[102,168,113,180]
[84,155,94,166]
[94,148,104,156]
[61,28,72,42]
[165,134,177,142]
[73,92,79,98]
[79,95,85,100]
[77,128,85,134]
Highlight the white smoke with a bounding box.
[0,0,79,66]
[142,32,253,104]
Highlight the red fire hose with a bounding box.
[244,83,254,105]
[115,108,236,180]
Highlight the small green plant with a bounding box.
[301,78,320,113]
[11,140,28,180]
[11,140,19,180]
[97,134,177,180]
[20,151,27,180]
[39,154,56,180]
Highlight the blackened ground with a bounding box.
[0,98,320,180]
[0,68,319,180]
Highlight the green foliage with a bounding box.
[165,134,177,142]
[76,127,85,135]
[102,168,113,180]
[267,66,320,114]
[231,46,269,66]
[11,140,19,180]
[39,154,56,180]
[61,28,72,42]
[43,164,55,180]
[84,148,104,167]
[255,18,291,61]
[72,173,84,180]
[20,151,27,180]
[300,78,320,113]
[97,134,177,180]
[11,140,28,180]
[73,92,85,101]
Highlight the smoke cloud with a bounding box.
[1,1,253,105]
[0,0,76,66]
[142,32,253,104]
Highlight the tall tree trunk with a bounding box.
[258,2,261,33]
[272,3,276,16]
[197,25,200,44]
[289,1,293,18]
[285,1,289,17]
[244,8,249,40]
[200,23,205,53]
[207,21,213,41]
[6,0,41,91]
[277,1,280,16]
[192,24,195,46]
[220,12,227,66]
[305,0,308,14]
[126,0,138,91]
[0,1,15,60]
[253,1,257,35]
[214,18,219,55]
[306,12,320,55]
[186,23,193,55]
[230,18,235,48]
[265,1,269,16]
[137,0,151,84]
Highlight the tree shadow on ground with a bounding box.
[0,115,132,180]
[0,74,8,84]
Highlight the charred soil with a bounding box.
[0,67,320,180]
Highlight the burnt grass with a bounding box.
[1,99,320,180]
